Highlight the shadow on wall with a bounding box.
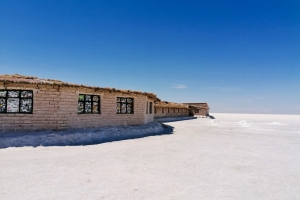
[0,122,174,149]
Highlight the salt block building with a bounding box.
[183,103,210,116]
[154,101,190,119]
[0,75,159,131]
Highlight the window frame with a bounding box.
[0,90,33,114]
[116,97,134,114]
[78,94,100,114]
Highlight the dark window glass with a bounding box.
[20,99,32,113]
[149,102,152,114]
[0,98,6,112]
[0,90,33,113]
[0,91,6,97]
[78,94,100,114]
[116,97,134,114]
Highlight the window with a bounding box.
[168,108,170,113]
[146,101,148,114]
[0,90,33,114]
[195,109,199,113]
[78,94,100,114]
[162,108,164,113]
[116,97,133,114]
[173,108,175,113]
[149,102,152,114]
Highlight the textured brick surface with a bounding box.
[0,83,155,131]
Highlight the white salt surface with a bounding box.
[1,113,300,200]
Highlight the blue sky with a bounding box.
[1,0,299,114]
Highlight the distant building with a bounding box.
[154,101,189,119]
[183,103,210,116]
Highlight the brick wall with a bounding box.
[194,109,209,116]
[190,108,209,116]
[154,107,189,119]
[0,83,155,131]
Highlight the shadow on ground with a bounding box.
[207,115,215,119]
[155,116,197,123]
[0,122,174,149]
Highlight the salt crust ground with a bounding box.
[1,113,300,200]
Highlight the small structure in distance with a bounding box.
[183,103,210,116]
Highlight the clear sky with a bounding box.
[1,0,299,114]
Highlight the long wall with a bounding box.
[154,107,189,118]
[0,82,155,131]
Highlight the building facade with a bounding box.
[0,75,158,131]
[154,101,190,119]
[0,75,211,131]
